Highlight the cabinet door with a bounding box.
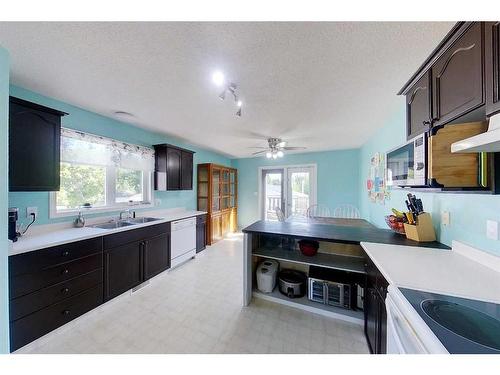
[211,214,222,243]
[406,71,432,139]
[364,288,379,354]
[180,151,193,190]
[432,22,484,126]
[196,223,206,253]
[104,242,142,300]
[143,233,170,280]
[378,295,387,354]
[485,22,500,116]
[9,100,61,191]
[166,147,182,190]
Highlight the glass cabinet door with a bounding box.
[212,168,220,211]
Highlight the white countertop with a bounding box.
[10,209,206,256]
[361,241,500,304]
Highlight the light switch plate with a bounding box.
[26,206,38,218]
[441,211,450,226]
[486,220,498,240]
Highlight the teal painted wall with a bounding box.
[0,46,9,353]
[8,85,231,227]
[232,149,360,228]
[359,106,500,256]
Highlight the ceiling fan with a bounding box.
[250,137,306,159]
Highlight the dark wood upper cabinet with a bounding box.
[485,22,500,117]
[154,144,195,190]
[9,97,67,191]
[432,22,484,127]
[181,151,194,190]
[406,71,432,139]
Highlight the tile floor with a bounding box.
[15,233,370,354]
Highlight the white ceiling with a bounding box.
[0,22,454,158]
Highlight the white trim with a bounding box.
[257,163,317,220]
[49,192,154,219]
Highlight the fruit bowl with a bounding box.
[385,215,406,235]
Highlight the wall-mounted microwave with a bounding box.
[386,122,489,189]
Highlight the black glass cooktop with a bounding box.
[400,288,500,354]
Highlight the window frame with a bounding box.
[50,131,154,219]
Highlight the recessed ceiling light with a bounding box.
[237,100,242,107]
[114,111,135,121]
[212,71,225,86]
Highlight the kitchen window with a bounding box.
[50,128,155,217]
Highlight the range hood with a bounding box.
[451,114,500,153]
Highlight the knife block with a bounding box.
[403,213,436,242]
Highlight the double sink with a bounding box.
[91,217,161,230]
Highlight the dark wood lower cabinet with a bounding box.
[9,222,173,352]
[10,285,102,351]
[143,233,170,280]
[104,225,171,300]
[104,241,143,301]
[364,259,387,354]
[196,214,207,253]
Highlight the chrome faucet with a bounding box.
[119,209,131,221]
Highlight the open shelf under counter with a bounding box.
[252,247,366,274]
[253,288,364,325]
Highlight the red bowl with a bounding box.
[298,239,319,256]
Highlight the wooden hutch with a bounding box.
[197,163,238,245]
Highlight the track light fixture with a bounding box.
[213,71,244,117]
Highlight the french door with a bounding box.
[260,165,316,221]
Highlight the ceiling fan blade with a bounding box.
[247,146,268,149]
[283,146,306,150]
[251,150,268,156]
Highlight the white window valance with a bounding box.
[61,128,155,171]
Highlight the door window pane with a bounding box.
[290,172,310,216]
[264,172,282,221]
[57,162,106,210]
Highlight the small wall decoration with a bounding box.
[366,152,390,204]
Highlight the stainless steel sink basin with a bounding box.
[126,217,161,224]
[91,221,135,229]
[91,217,160,229]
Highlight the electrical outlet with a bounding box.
[486,220,498,240]
[26,206,38,218]
[441,211,450,226]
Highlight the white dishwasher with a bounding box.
[170,217,197,268]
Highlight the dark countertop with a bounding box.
[242,220,450,249]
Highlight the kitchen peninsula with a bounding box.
[242,218,448,325]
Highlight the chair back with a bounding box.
[333,204,361,219]
[306,204,331,218]
[275,206,286,222]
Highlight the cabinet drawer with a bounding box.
[10,253,102,299]
[10,269,103,322]
[9,237,103,277]
[103,223,170,249]
[10,284,103,352]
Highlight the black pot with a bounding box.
[278,269,307,298]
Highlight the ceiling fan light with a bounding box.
[266,151,272,159]
[277,150,284,158]
[272,152,278,159]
